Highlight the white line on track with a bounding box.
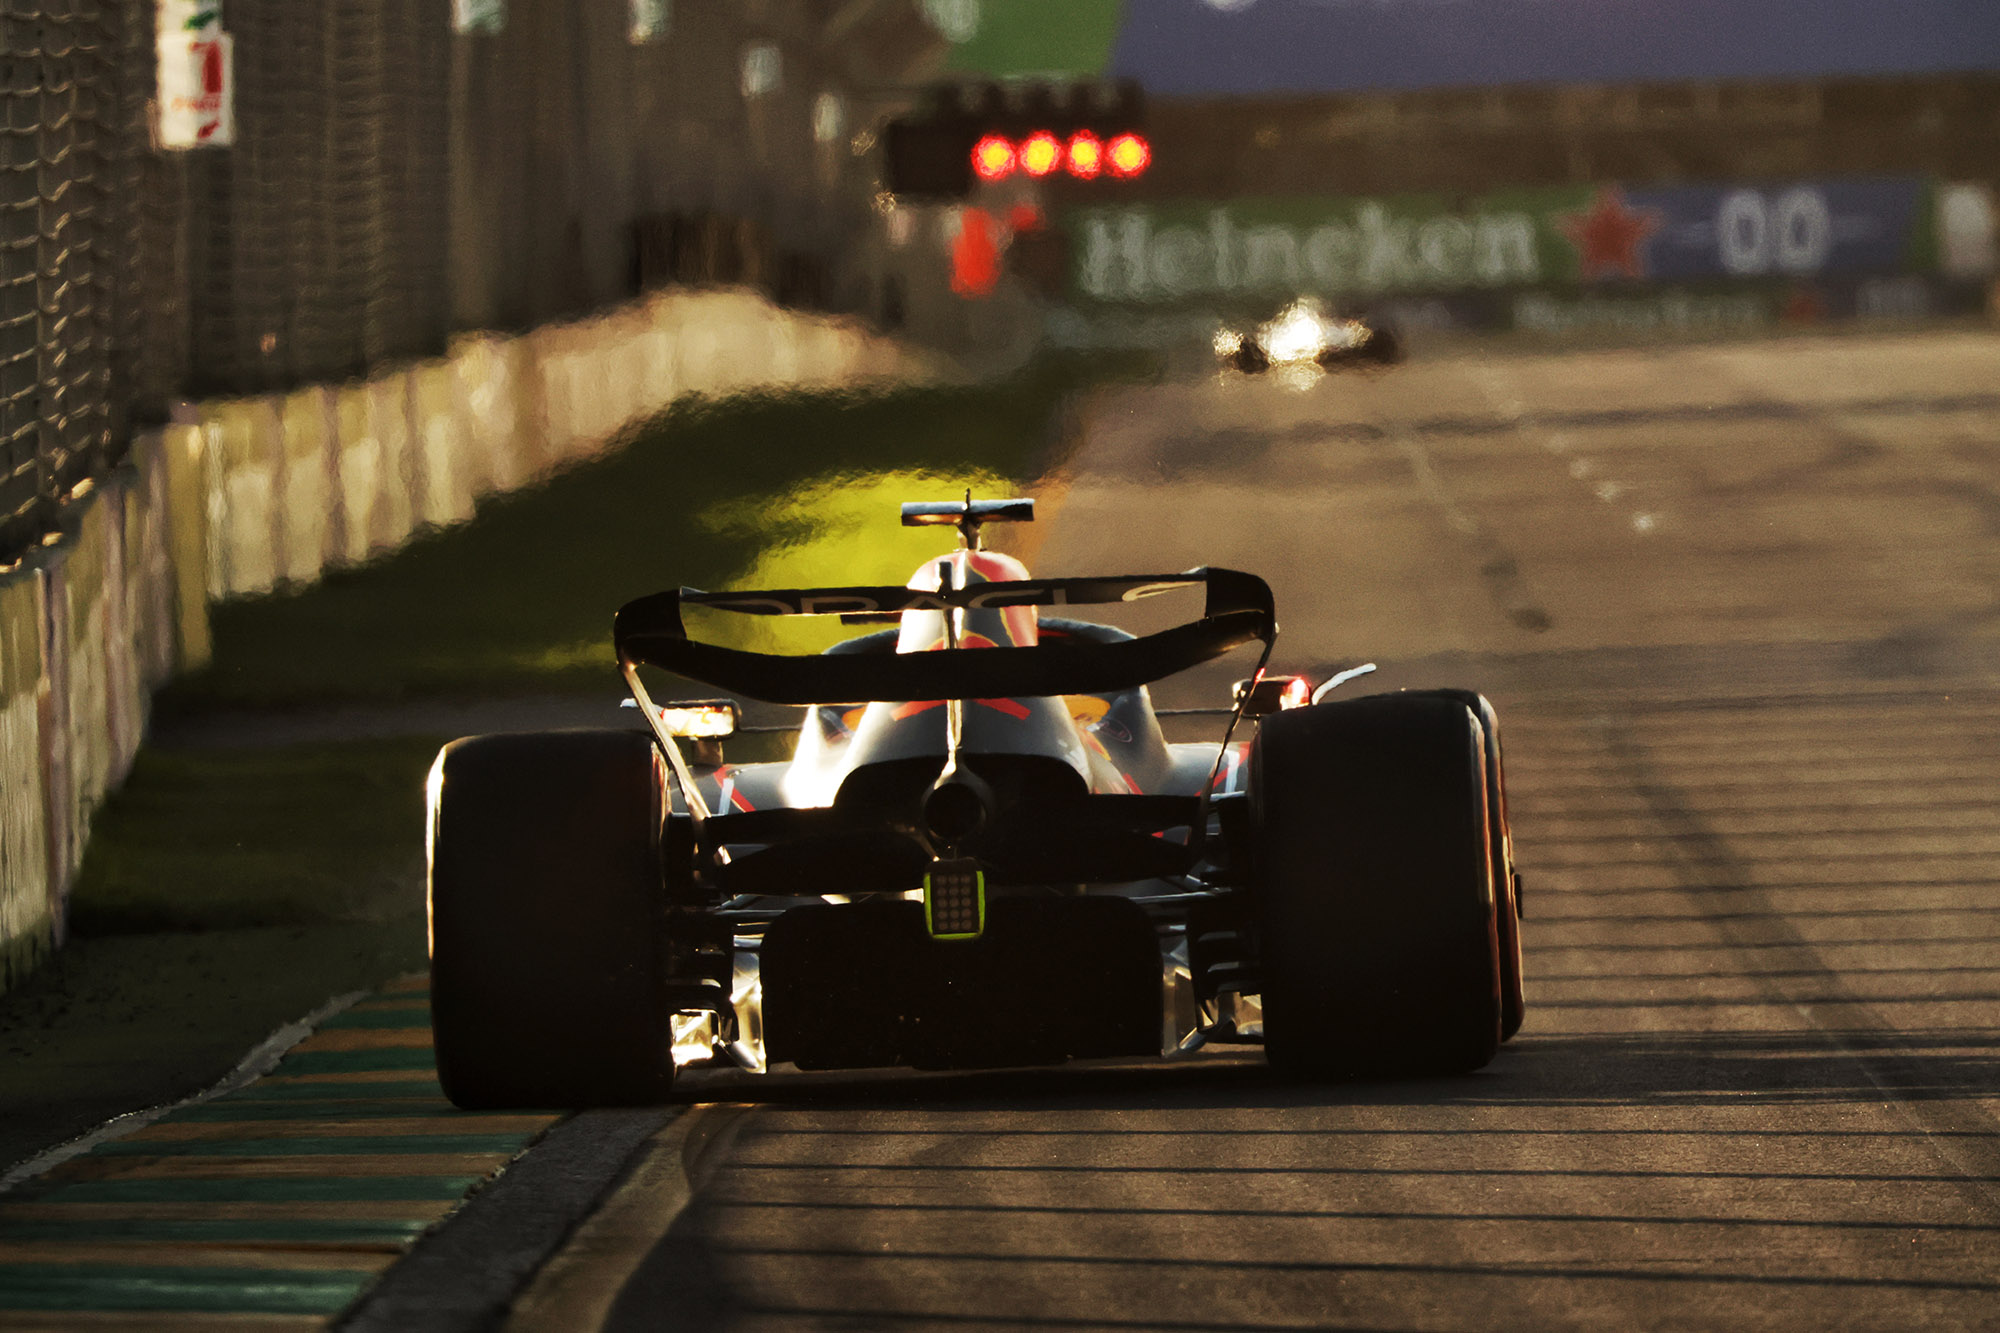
[1472,367,1665,535]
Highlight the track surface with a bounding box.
[453,332,2000,1328]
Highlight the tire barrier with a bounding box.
[0,289,926,991]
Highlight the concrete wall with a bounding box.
[0,288,926,991]
[0,443,198,993]
[190,287,918,598]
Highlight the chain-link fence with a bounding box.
[0,0,160,566]
[198,0,906,392]
[445,0,892,332]
[183,0,451,396]
[0,0,942,570]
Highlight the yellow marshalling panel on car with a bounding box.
[923,860,986,941]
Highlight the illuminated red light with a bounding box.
[1107,132,1151,178]
[1065,131,1103,179]
[971,135,1016,181]
[1018,131,1063,177]
[970,129,1148,185]
[951,207,1000,297]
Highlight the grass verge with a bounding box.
[164,355,1140,711]
[3,736,437,1170]
[68,736,446,935]
[0,924,425,1170]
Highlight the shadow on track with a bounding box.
[674,1027,2000,1115]
[614,1030,2000,1333]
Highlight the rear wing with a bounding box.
[613,568,1276,706]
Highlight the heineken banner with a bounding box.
[1069,177,1953,305]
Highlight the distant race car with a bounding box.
[1214,297,1402,374]
[426,497,1521,1107]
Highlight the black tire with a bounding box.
[1403,690,1525,1042]
[1251,693,1502,1076]
[428,729,676,1109]
[1363,324,1404,364]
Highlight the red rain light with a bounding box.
[1018,131,1063,177]
[1065,131,1103,179]
[1279,675,1312,710]
[1107,132,1151,178]
[971,135,1016,181]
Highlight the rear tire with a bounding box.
[1252,693,1502,1077]
[428,730,676,1109]
[1403,690,1525,1041]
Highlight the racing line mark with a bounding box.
[1387,423,1554,634]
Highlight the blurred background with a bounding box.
[0,6,1998,1326]
[1,0,1997,1198]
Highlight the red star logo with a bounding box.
[1559,186,1661,280]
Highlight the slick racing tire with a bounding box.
[1251,693,1503,1077]
[1403,690,1525,1042]
[1361,324,1404,365]
[428,729,676,1109]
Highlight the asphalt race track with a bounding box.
[24,330,1998,1330]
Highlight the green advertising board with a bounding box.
[932,0,1124,79]
[1069,178,1943,306]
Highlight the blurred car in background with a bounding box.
[1214,297,1403,374]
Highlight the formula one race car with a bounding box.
[1214,297,1402,374]
[426,498,1522,1107]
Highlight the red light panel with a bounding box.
[971,135,1016,181]
[1107,132,1151,178]
[1018,131,1063,177]
[1065,131,1103,179]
